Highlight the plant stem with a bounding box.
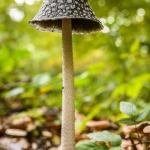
[129,135,138,150]
[61,19,75,150]
[132,117,142,143]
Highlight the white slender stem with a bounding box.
[61,19,75,150]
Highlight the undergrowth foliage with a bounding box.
[76,101,150,150]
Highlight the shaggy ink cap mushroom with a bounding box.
[29,0,103,33]
[29,1,103,149]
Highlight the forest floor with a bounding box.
[0,107,144,150]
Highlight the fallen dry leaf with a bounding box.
[6,129,27,137]
[86,120,111,130]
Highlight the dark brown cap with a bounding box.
[29,0,103,33]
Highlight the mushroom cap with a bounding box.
[29,0,103,33]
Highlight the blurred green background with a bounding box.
[0,0,150,122]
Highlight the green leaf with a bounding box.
[118,118,134,125]
[79,104,101,130]
[76,140,108,150]
[120,101,136,116]
[6,87,24,98]
[109,146,124,150]
[135,108,150,122]
[88,63,105,75]
[130,39,140,53]
[87,130,122,146]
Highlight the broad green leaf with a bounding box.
[126,83,142,98]
[135,108,150,122]
[32,74,51,86]
[87,130,122,146]
[88,63,105,74]
[79,104,101,130]
[127,74,150,98]
[74,72,90,87]
[112,83,127,98]
[120,101,136,116]
[130,39,140,53]
[109,146,124,150]
[76,140,108,150]
[118,118,134,125]
[5,87,24,98]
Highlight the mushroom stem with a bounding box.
[61,19,75,150]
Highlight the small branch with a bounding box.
[128,135,138,150]
[142,140,150,143]
[123,140,150,149]
[123,142,141,149]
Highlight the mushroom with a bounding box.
[29,0,103,149]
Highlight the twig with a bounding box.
[123,140,150,149]
[132,117,142,144]
[128,135,138,150]
[123,142,141,149]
